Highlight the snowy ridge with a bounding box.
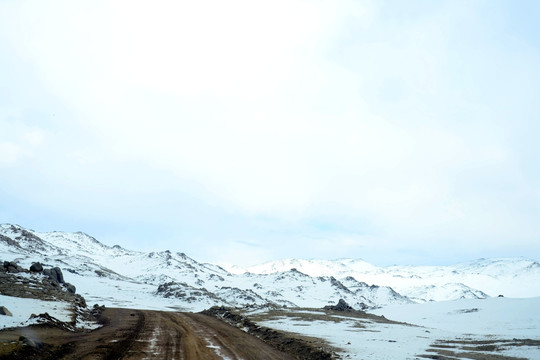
[228,257,540,301]
[0,224,409,311]
[2,224,539,311]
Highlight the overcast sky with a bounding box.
[1,0,539,266]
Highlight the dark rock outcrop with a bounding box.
[51,267,65,284]
[65,283,76,294]
[324,299,355,312]
[3,261,23,273]
[43,267,65,284]
[28,312,75,331]
[91,304,105,317]
[0,306,13,316]
[30,262,43,273]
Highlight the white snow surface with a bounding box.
[372,296,540,337]
[0,294,71,329]
[256,297,540,359]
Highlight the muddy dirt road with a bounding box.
[0,308,297,359]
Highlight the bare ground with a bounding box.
[0,308,299,359]
[417,338,540,360]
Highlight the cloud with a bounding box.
[0,116,49,165]
[1,0,539,264]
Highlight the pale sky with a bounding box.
[1,0,539,266]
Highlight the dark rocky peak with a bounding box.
[287,268,309,277]
[343,276,369,287]
[0,224,55,254]
[1,224,28,233]
[0,234,22,249]
[324,299,355,312]
[16,229,41,242]
[109,244,132,255]
[329,277,352,293]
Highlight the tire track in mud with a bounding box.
[118,311,296,360]
[105,310,145,360]
[178,313,244,359]
[181,313,297,360]
[0,308,298,359]
[119,310,214,360]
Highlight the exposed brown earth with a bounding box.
[202,306,339,359]
[0,307,305,359]
[417,338,540,360]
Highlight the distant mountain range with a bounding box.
[227,256,540,301]
[1,224,538,312]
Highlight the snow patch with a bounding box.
[0,294,72,329]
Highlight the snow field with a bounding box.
[257,311,440,359]
[371,297,540,338]
[254,297,540,359]
[0,294,72,329]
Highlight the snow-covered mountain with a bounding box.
[228,256,540,301]
[3,224,537,312]
[0,224,410,311]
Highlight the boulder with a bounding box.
[19,336,41,349]
[3,261,21,273]
[65,283,76,294]
[51,267,65,284]
[7,265,20,273]
[0,306,13,316]
[30,262,43,272]
[43,267,65,284]
[42,268,59,286]
[91,304,105,317]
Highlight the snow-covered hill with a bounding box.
[0,224,409,311]
[228,256,540,301]
[3,224,538,312]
